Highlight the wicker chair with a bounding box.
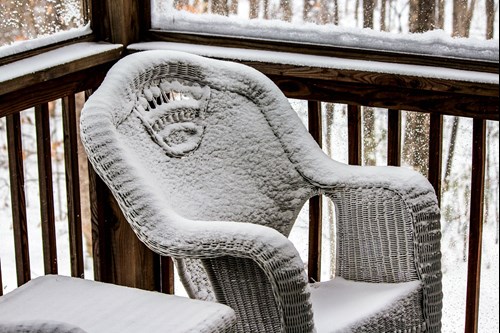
[80,50,442,333]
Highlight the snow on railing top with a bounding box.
[152,10,499,63]
[0,24,92,59]
[128,42,499,85]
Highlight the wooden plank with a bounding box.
[0,258,3,296]
[243,62,498,98]
[347,105,362,165]
[0,63,113,118]
[62,95,85,278]
[387,109,401,166]
[161,256,175,294]
[35,103,58,274]
[267,76,498,120]
[464,118,486,333]
[428,113,443,203]
[88,165,112,283]
[6,113,31,286]
[92,0,141,45]
[88,164,160,290]
[307,101,322,283]
[149,30,499,74]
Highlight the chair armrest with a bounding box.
[305,162,442,330]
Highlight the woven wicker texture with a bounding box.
[80,50,442,333]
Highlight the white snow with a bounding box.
[0,42,123,84]
[0,275,236,333]
[151,8,499,62]
[128,42,499,84]
[0,24,92,59]
[310,277,421,332]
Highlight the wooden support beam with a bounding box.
[35,103,58,274]
[62,95,85,278]
[348,105,362,165]
[387,109,401,166]
[465,118,486,333]
[6,113,30,286]
[428,113,443,204]
[307,101,322,283]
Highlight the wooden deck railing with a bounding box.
[0,45,498,332]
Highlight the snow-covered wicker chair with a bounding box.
[80,50,442,333]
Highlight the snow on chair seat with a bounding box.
[0,275,237,333]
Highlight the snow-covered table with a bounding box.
[0,275,236,333]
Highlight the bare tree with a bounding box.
[363,0,376,28]
[409,0,436,33]
[453,0,478,37]
[485,0,496,39]
[212,0,229,15]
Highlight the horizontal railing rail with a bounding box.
[0,46,498,332]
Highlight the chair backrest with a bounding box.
[81,50,320,332]
[90,51,315,234]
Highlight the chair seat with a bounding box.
[311,277,422,333]
[0,275,236,333]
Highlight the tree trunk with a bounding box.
[249,0,259,18]
[453,0,477,37]
[229,0,239,14]
[402,112,430,177]
[443,116,460,193]
[212,0,229,15]
[381,0,388,31]
[362,107,377,166]
[320,0,329,24]
[324,103,336,279]
[333,0,339,24]
[410,0,436,33]
[363,0,375,28]
[486,0,495,39]
[280,0,293,21]
[437,0,446,29]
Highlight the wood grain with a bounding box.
[387,109,401,166]
[347,105,362,165]
[465,119,486,333]
[62,95,85,278]
[6,113,31,286]
[35,103,58,274]
[308,101,322,283]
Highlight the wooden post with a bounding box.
[348,105,362,165]
[35,103,58,275]
[90,0,145,45]
[6,114,30,286]
[464,119,486,333]
[308,101,322,282]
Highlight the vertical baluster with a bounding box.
[88,164,111,282]
[347,105,361,165]
[6,113,30,286]
[35,103,58,274]
[62,95,84,278]
[465,118,486,333]
[161,256,175,294]
[307,100,322,283]
[0,258,3,296]
[428,113,443,204]
[387,109,401,166]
